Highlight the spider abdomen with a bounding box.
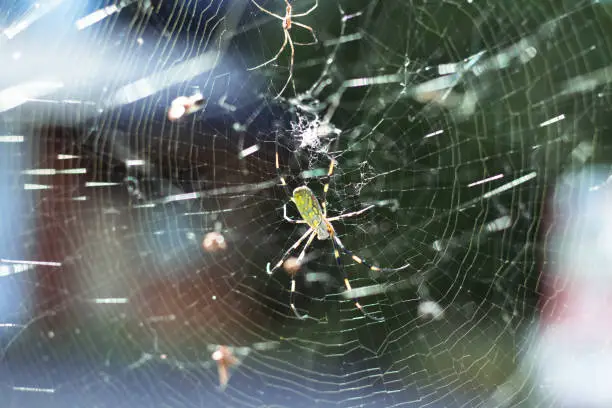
[292,186,330,240]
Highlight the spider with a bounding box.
[267,149,411,322]
[247,0,318,98]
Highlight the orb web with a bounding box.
[0,0,609,407]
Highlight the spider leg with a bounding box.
[291,22,318,45]
[250,0,285,20]
[332,234,411,273]
[274,149,293,197]
[289,231,317,319]
[330,233,384,322]
[327,205,375,221]
[321,157,336,217]
[247,29,288,71]
[291,0,318,17]
[275,30,295,98]
[283,204,306,224]
[296,229,317,263]
[266,228,314,275]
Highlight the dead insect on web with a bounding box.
[283,256,302,275]
[211,345,238,391]
[168,93,205,121]
[202,232,227,253]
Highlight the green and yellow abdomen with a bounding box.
[292,186,329,239]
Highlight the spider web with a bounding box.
[0,0,611,407]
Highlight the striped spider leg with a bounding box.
[268,151,410,321]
